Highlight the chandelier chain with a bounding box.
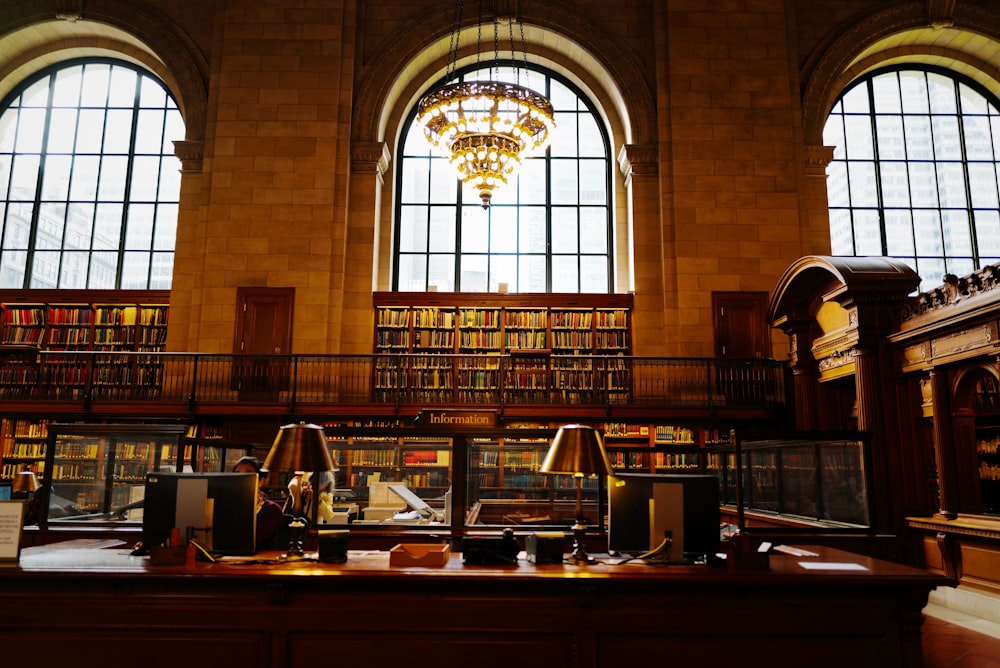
[447,0,464,80]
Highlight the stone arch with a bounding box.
[0,0,208,142]
[352,0,655,150]
[800,2,1000,145]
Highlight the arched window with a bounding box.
[394,63,612,293]
[0,59,184,290]
[824,66,1000,291]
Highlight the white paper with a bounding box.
[0,501,26,561]
[798,561,868,571]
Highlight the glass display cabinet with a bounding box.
[40,423,187,526]
[706,430,872,527]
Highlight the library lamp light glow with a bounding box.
[11,467,40,496]
[540,424,613,565]
[263,422,335,558]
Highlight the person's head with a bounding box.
[233,456,267,488]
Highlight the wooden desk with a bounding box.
[1,542,949,668]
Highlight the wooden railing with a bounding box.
[0,350,786,413]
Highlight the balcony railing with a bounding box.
[0,350,786,412]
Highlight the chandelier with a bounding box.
[416,0,555,208]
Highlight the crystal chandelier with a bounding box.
[416,0,555,208]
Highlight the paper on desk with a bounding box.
[798,561,868,571]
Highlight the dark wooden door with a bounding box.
[712,291,770,358]
[233,287,294,399]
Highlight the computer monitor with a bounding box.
[142,472,257,556]
[607,472,721,561]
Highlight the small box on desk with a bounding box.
[389,543,451,567]
[526,532,564,564]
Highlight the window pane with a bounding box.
[428,207,455,253]
[52,68,83,107]
[878,162,910,207]
[913,211,943,256]
[871,73,900,113]
[489,209,517,253]
[134,109,165,154]
[80,65,111,106]
[875,116,905,159]
[551,256,578,291]
[517,159,545,204]
[398,206,428,252]
[36,203,65,249]
[975,210,1000,256]
[580,256,608,292]
[490,255,517,292]
[41,155,72,200]
[826,161,849,207]
[130,156,161,201]
[120,251,150,289]
[47,109,78,153]
[461,207,488,253]
[853,210,883,255]
[968,163,999,208]
[551,159,578,204]
[899,71,929,113]
[94,203,123,249]
[580,208,608,253]
[125,204,154,250]
[828,209,854,255]
[154,204,178,250]
[429,158,457,202]
[884,210,915,256]
[848,162,877,206]
[460,255,488,291]
[844,116,874,159]
[936,163,967,208]
[903,116,933,160]
[941,210,972,256]
[0,250,27,287]
[927,73,957,113]
[963,114,994,160]
[427,253,455,292]
[550,112,577,158]
[59,250,88,288]
[65,203,94,249]
[551,208,577,253]
[931,116,962,159]
[518,254,546,292]
[397,254,427,291]
[98,156,128,200]
[14,109,45,152]
[908,162,939,207]
[580,159,606,204]
[88,251,118,288]
[69,156,100,200]
[76,110,106,153]
[519,206,546,253]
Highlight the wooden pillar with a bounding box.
[929,368,959,518]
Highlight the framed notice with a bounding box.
[0,501,26,562]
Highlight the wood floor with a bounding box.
[924,609,1000,667]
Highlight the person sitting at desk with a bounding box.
[283,471,335,524]
[233,456,284,551]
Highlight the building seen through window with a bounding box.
[0,59,183,290]
[825,67,1000,292]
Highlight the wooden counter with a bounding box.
[1,541,950,668]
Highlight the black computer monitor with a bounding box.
[607,472,721,561]
[142,472,257,556]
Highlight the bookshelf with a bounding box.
[39,423,186,522]
[602,422,733,475]
[0,291,170,399]
[327,434,451,504]
[372,292,632,404]
[0,418,49,483]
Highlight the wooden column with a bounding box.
[930,368,960,519]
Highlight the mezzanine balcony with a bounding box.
[0,349,787,420]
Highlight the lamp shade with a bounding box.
[540,424,612,477]
[12,469,40,493]
[263,422,335,473]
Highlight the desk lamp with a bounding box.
[263,422,334,558]
[540,424,612,564]
[11,467,40,499]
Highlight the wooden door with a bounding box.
[712,291,770,358]
[232,287,294,399]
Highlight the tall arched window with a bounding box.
[394,63,612,293]
[0,59,184,290]
[824,66,1000,291]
